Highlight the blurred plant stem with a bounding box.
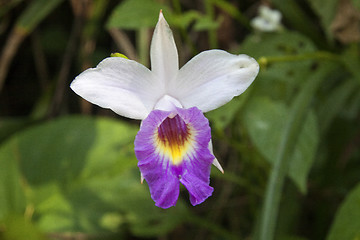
[0,0,64,93]
[31,30,50,91]
[79,0,109,115]
[0,27,26,92]
[109,29,138,60]
[172,0,198,56]
[48,1,86,117]
[79,0,108,70]
[258,51,340,68]
[210,0,250,29]
[204,0,218,48]
[272,0,325,47]
[256,64,331,240]
[137,28,150,66]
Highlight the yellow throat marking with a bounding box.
[155,115,195,165]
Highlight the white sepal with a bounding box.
[150,10,179,90]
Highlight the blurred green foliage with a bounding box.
[0,0,360,240]
[0,116,187,239]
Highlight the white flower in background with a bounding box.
[70,11,259,208]
[251,5,283,32]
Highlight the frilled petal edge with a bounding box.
[134,107,214,208]
[168,50,259,113]
[70,57,163,120]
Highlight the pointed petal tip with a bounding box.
[159,9,164,21]
[141,173,144,184]
[213,158,224,174]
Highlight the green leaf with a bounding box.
[106,0,169,30]
[15,0,64,33]
[255,63,332,240]
[353,0,360,10]
[206,97,247,132]
[341,45,360,83]
[0,116,187,237]
[1,215,47,240]
[243,97,319,193]
[277,236,308,240]
[169,11,201,29]
[0,117,30,143]
[210,0,249,27]
[306,0,339,41]
[344,86,360,119]
[271,0,324,45]
[241,31,316,101]
[0,143,26,220]
[193,15,220,31]
[209,32,317,133]
[327,183,360,240]
[242,31,316,58]
[318,78,359,133]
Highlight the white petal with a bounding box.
[150,11,179,89]
[70,57,162,120]
[170,50,259,113]
[154,94,183,112]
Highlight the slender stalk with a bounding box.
[109,29,138,61]
[137,28,150,67]
[31,30,50,91]
[204,0,218,48]
[0,0,63,92]
[258,51,340,68]
[0,27,26,92]
[172,0,198,56]
[172,0,182,13]
[211,0,250,29]
[48,3,85,117]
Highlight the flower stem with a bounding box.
[204,0,218,48]
[210,0,250,29]
[258,51,340,68]
[137,27,150,66]
[171,0,198,55]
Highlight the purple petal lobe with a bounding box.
[180,173,214,206]
[134,107,215,208]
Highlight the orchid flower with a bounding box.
[70,11,259,208]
